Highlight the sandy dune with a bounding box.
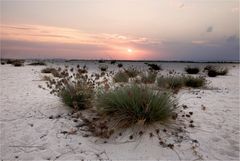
[0,62,239,160]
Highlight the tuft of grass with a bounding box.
[29,61,46,66]
[141,71,157,84]
[147,63,162,71]
[96,84,177,127]
[113,71,129,83]
[157,75,206,90]
[185,66,200,74]
[124,67,140,78]
[157,76,184,90]
[60,83,93,110]
[99,64,108,72]
[183,76,206,88]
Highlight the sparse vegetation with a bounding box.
[113,71,129,83]
[184,76,206,88]
[185,66,200,74]
[41,67,61,77]
[29,61,46,66]
[117,63,123,68]
[204,65,228,77]
[157,75,206,91]
[146,63,161,71]
[44,67,94,110]
[96,84,177,128]
[141,71,157,84]
[110,60,116,64]
[157,76,184,91]
[13,61,24,67]
[99,64,108,72]
[124,67,140,78]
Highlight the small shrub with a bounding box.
[110,60,116,64]
[98,60,105,63]
[141,71,157,84]
[13,61,24,67]
[157,76,184,90]
[29,61,46,66]
[124,67,140,78]
[185,66,199,74]
[207,69,217,77]
[113,71,129,83]
[41,67,55,73]
[206,66,228,77]
[44,67,94,110]
[117,63,123,68]
[99,64,108,72]
[147,63,161,71]
[183,76,206,88]
[96,84,177,127]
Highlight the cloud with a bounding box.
[191,40,208,45]
[226,35,239,42]
[206,26,213,32]
[232,7,239,13]
[179,3,184,8]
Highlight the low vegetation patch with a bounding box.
[96,84,177,128]
[184,76,206,88]
[204,65,228,77]
[157,75,206,91]
[29,61,46,66]
[99,64,108,72]
[146,63,162,71]
[185,66,200,74]
[124,67,140,78]
[44,67,94,110]
[141,71,157,84]
[117,63,123,68]
[113,71,129,83]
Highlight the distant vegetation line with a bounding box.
[1,58,239,63]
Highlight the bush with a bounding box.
[41,67,61,77]
[206,66,228,77]
[157,76,184,90]
[157,75,206,90]
[141,71,157,84]
[183,76,206,88]
[110,60,116,64]
[96,84,177,127]
[99,64,108,72]
[29,61,46,66]
[60,83,93,110]
[13,61,24,67]
[124,67,140,78]
[117,63,123,68]
[44,67,94,110]
[147,63,161,71]
[185,66,199,74]
[113,71,129,83]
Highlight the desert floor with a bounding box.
[0,61,239,160]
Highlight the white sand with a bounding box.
[0,62,239,160]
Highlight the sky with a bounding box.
[1,0,239,61]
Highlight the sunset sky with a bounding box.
[1,0,239,61]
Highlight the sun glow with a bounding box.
[127,48,133,53]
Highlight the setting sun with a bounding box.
[127,48,133,53]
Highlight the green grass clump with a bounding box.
[157,75,206,90]
[124,67,140,78]
[96,84,176,127]
[183,76,206,88]
[157,76,184,90]
[141,71,157,84]
[113,71,129,83]
[60,83,93,110]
